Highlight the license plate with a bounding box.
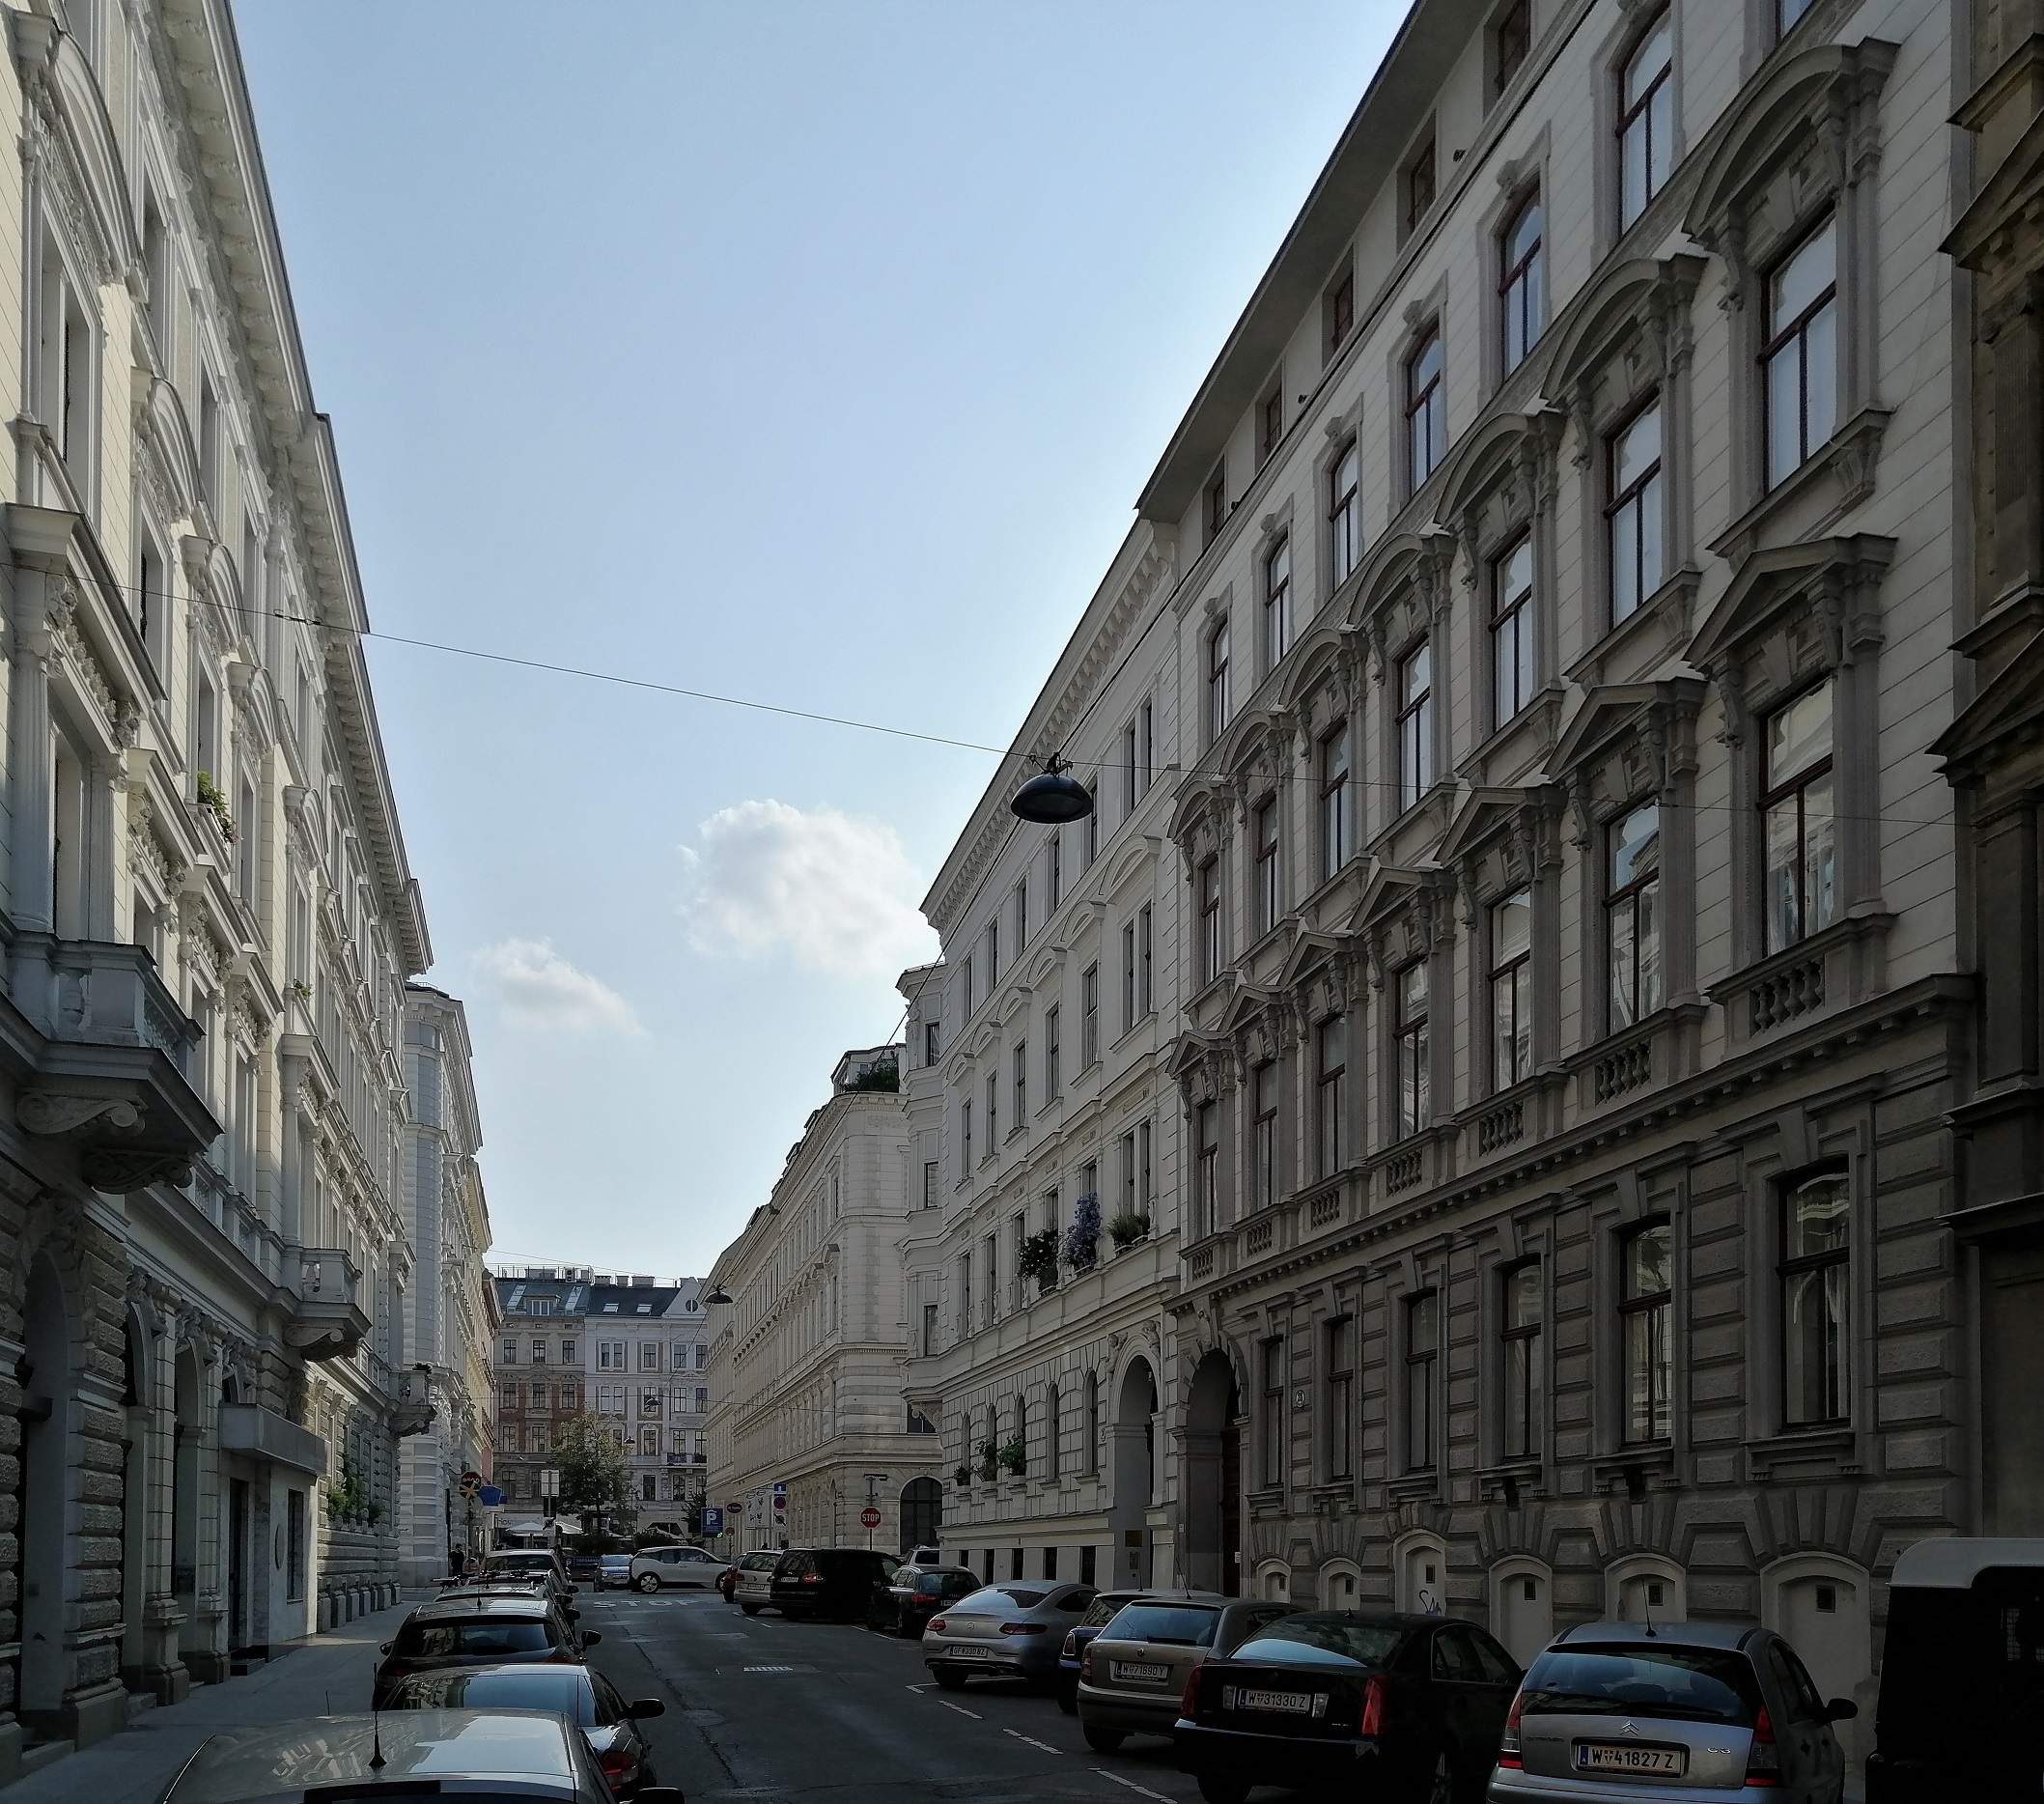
[948,1645,992,1659]
[1113,1661,1169,1683]
[1237,1689,1312,1714]
[1575,1743,1687,1776]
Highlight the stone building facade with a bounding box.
[706,1047,940,1556]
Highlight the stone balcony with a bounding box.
[283,1246,371,1361]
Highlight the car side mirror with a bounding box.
[628,1699,665,1719]
[378,1642,392,1655]
[580,1631,602,1647]
[1824,1699,1858,1723]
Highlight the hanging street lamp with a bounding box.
[1010,755,1093,824]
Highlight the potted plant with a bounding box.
[976,1439,999,1482]
[194,771,238,843]
[953,1464,974,1488]
[1107,1211,1151,1250]
[1019,1226,1060,1293]
[1063,1193,1102,1274]
[995,1437,1027,1478]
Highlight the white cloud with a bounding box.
[472,938,645,1037]
[679,799,936,979]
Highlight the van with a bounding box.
[769,1547,900,1621]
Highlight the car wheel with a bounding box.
[933,1667,968,1692]
[1196,1780,1247,1804]
[1081,1726,1125,1754]
[740,1602,761,1616]
[1056,1688,1077,1716]
[1417,1748,1453,1804]
[634,1573,661,1594]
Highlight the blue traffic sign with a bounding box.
[701,1506,724,1534]
[477,1484,505,1507]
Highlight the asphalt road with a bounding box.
[575,1584,1212,1804]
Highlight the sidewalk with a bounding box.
[1,1594,431,1804]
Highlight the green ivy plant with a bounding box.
[995,1437,1027,1477]
[194,771,239,844]
[1019,1227,1060,1290]
[1107,1212,1151,1248]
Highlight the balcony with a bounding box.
[282,1247,371,1362]
[6,937,218,1192]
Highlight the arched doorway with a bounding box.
[899,1476,941,1555]
[20,1254,71,1719]
[1182,1350,1240,1593]
[1107,1359,1157,1589]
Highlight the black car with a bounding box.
[1056,1589,1148,1714]
[1174,1611,1520,1804]
[384,1664,666,1797]
[565,1553,601,1584]
[868,1565,980,1638]
[373,1593,596,1707]
[770,1547,901,1621]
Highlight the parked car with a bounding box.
[383,1664,667,1797]
[731,1551,781,1615]
[631,1545,723,1592]
[903,1545,945,1569]
[1056,1590,1148,1713]
[565,1553,601,1584]
[770,1546,901,1621]
[1077,1594,1299,1753]
[485,1549,575,1607]
[154,1711,679,1804]
[1867,1536,2044,1802]
[923,1582,1097,1686]
[598,1554,634,1590]
[867,1565,985,1640]
[715,1561,741,1601]
[1490,1620,1852,1804]
[372,1593,595,1707]
[1175,1610,1519,1804]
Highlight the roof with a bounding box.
[166,1711,576,1804]
[1890,1536,2044,1590]
[1553,1621,1757,1650]
[412,1593,557,1620]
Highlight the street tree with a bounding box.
[552,1410,631,1517]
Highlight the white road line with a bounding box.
[905,1683,932,1693]
[1002,1730,1060,1754]
[935,1699,983,1719]
[1092,1771,1173,1803]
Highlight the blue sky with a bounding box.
[234,0,1405,1277]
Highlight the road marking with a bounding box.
[1093,1772,1173,1803]
[1002,1730,1060,1754]
[905,1683,933,1693]
[935,1699,982,1718]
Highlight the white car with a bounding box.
[630,1544,721,1592]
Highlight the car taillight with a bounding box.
[1359,1674,1390,1737]
[1746,1704,1782,1788]
[1061,1631,1078,1657]
[1498,1688,1525,1768]
[999,1622,1046,1636]
[800,1572,824,1584]
[1180,1668,1203,1720]
[1080,1646,1095,1681]
[928,1617,945,1634]
[598,1749,634,1780]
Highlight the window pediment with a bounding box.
[1434,407,1562,538]
[1276,628,1358,733]
[1933,625,2044,792]
[1438,784,1562,915]
[1167,1030,1236,1105]
[1353,529,1455,674]
[1550,679,1704,848]
[1546,256,1704,464]
[1352,864,1452,984]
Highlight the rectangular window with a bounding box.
[986,1069,998,1148]
[921,1303,939,1356]
[1320,722,1352,880]
[1196,1101,1219,1238]
[1607,803,1663,1028]
[1326,1315,1355,1480]
[1491,536,1535,727]
[287,1489,307,1600]
[961,1098,973,1173]
[1780,1173,1849,1424]
[1406,330,1445,490]
[640,1341,661,1370]
[1495,0,1532,92]
[921,1159,938,1209]
[1316,1016,1347,1178]
[1263,536,1293,668]
[984,1232,999,1322]
[1490,889,1533,1089]
[1763,680,1836,952]
[1197,858,1222,986]
[1618,14,1673,229]
[1500,191,1544,372]
[1253,799,1279,938]
[924,1021,939,1066]
[1081,964,1100,1066]
[1258,384,1284,465]
[1047,829,1063,913]
[1405,135,1438,234]
[1261,1338,1286,1486]
[1013,1041,1027,1127]
[1501,1261,1541,1461]
[1396,961,1430,1140]
[1138,903,1153,1016]
[531,1339,548,1365]
[1122,920,1137,1029]
[1325,267,1356,363]
[1329,437,1361,586]
[1137,1121,1152,1213]
[983,920,999,991]
[963,957,974,1021]
[1406,1292,1440,1470]
[1622,1222,1673,1442]
[1123,719,1140,813]
[1207,621,1233,741]
[1251,1061,1277,1210]
[1015,878,1028,950]
[1763,216,1837,490]
[1204,465,1228,544]
[1084,785,1100,864]
[1398,640,1435,809]
[1607,400,1664,625]
[957,1254,971,1332]
[1044,1004,1061,1099]
[1120,1129,1139,1220]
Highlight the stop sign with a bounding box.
[860,1506,882,1528]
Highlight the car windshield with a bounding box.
[390,1670,591,1723]
[1522,1646,1762,1725]
[1234,1620,1406,1667]
[911,1575,953,1595]
[1079,1595,1137,1629]
[393,1620,555,1658]
[1104,1604,1220,1648]
[487,1557,553,1575]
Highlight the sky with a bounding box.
[232,0,1406,1279]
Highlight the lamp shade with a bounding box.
[1011,771,1094,824]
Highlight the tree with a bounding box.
[552,1411,630,1516]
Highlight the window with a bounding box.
[142,191,170,352]
[1329,437,1361,586]
[1251,1062,1278,1209]
[1047,830,1063,913]
[1396,962,1430,1139]
[1492,537,1535,726]
[197,375,221,517]
[983,920,999,991]
[1204,465,1228,544]
[1015,879,1029,950]
[1120,1128,1141,1220]
[986,1069,998,1148]
[1500,191,1545,372]
[1762,216,1837,491]
[1011,1041,1028,1130]
[1495,0,1532,92]
[1325,267,1356,362]
[1618,14,1673,230]
[1318,723,1352,880]
[1253,800,1279,937]
[531,1339,548,1365]
[136,534,165,661]
[1207,621,1233,741]
[1138,904,1154,1016]
[287,1489,306,1600]
[961,1098,973,1173]
[1197,858,1222,985]
[1263,536,1293,668]
[957,1254,972,1332]
[1084,786,1100,864]
[1406,330,1445,490]
[1621,1223,1673,1442]
[1196,1101,1219,1237]
[1780,1172,1849,1424]
[1045,1005,1061,1100]
[924,1021,939,1066]
[1778,0,1816,32]
[1607,400,1664,625]
[1080,964,1100,1066]
[1501,1261,1540,1460]
[1762,681,1835,952]
[1607,803,1663,1029]
[1405,135,1438,234]
[963,957,974,1021]
[1121,920,1137,1029]
[1490,890,1533,1089]
[1398,640,1435,809]
[1047,1382,1061,1478]
[1406,1292,1440,1470]
[638,1386,663,1418]
[1316,1017,1347,1177]
[984,1233,999,1321]
[1261,1338,1286,1485]
[640,1341,661,1370]
[598,1341,625,1370]
[1258,384,1284,465]
[1326,1316,1354,1480]
[1085,1372,1102,1474]
[524,1295,554,1317]
[560,1340,576,1365]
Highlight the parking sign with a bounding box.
[701,1506,724,1535]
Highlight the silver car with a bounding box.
[731,1550,782,1615]
[924,1582,1098,1687]
[1489,1621,1852,1803]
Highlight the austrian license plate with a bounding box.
[1575,1743,1686,1776]
[1113,1661,1169,1683]
[948,1645,992,1660]
[1237,1689,1312,1714]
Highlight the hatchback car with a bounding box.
[920,1582,1095,1682]
[383,1664,666,1797]
[154,1710,682,1804]
[870,1564,980,1638]
[372,1594,595,1708]
[1489,1621,1852,1804]
[598,1554,633,1591]
[630,1545,722,1592]
[1177,1611,1519,1804]
[1057,1590,1149,1713]
[731,1551,781,1614]
[1078,1595,1299,1752]
[770,1547,901,1621]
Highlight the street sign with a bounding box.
[771,1480,787,1496]
[702,1506,725,1535]
[459,1471,484,1497]
[859,1507,882,1529]
[477,1484,504,1507]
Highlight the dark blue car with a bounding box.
[1056,1590,1148,1713]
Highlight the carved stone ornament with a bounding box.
[17,1092,146,1138]
[81,1147,194,1194]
